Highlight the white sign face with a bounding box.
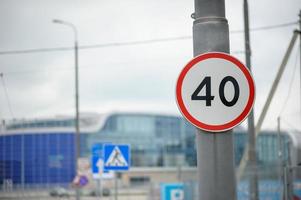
[105,146,128,167]
[176,52,255,132]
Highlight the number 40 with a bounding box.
[191,76,240,107]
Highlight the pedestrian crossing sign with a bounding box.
[103,144,130,171]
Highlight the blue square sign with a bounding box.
[91,143,103,174]
[161,183,184,200]
[103,144,130,171]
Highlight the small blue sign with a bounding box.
[72,175,89,188]
[104,144,130,171]
[91,143,103,174]
[92,143,103,157]
[79,175,89,187]
[161,183,184,200]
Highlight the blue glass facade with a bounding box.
[82,114,290,168]
[0,113,291,185]
[82,114,197,167]
[233,132,289,166]
[0,133,76,185]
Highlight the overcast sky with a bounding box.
[0,0,300,131]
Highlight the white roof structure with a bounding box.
[0,112,110,136]
[0,111,181,136]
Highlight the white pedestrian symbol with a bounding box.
[105,146,128,167]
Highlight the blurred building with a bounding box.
[0,112,299,187]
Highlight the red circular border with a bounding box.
[176,52,255,132]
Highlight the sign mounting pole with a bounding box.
[243,0,259,199]
[193,0,236,199]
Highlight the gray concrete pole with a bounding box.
[237,31,299,181]
[114,173,118,200]
[243,0,259,199]
[277,117,285,199]
[52,20,80,199]
[295,13,301,190]
[193,0,237,200]
[75,39,81,200]
[96,179,102,199]
[286,141,293,200]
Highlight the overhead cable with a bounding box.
[279,47,300,116]
[0,21,297,55]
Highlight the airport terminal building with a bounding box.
[0,112,298,186]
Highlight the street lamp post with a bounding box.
[53,19,80,200]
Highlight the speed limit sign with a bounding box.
[176,52,255,132]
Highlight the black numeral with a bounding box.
[191,77,215,106]
[219,76,240,107]
[191,76,239,107]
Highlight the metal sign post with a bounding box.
[175,1,255,199]
[114,173,119,200]
[192,1,237,199]
[243,1,259,199]
[103,144,130,200]
[91,144,104,199]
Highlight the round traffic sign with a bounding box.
[176,52,255,132]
